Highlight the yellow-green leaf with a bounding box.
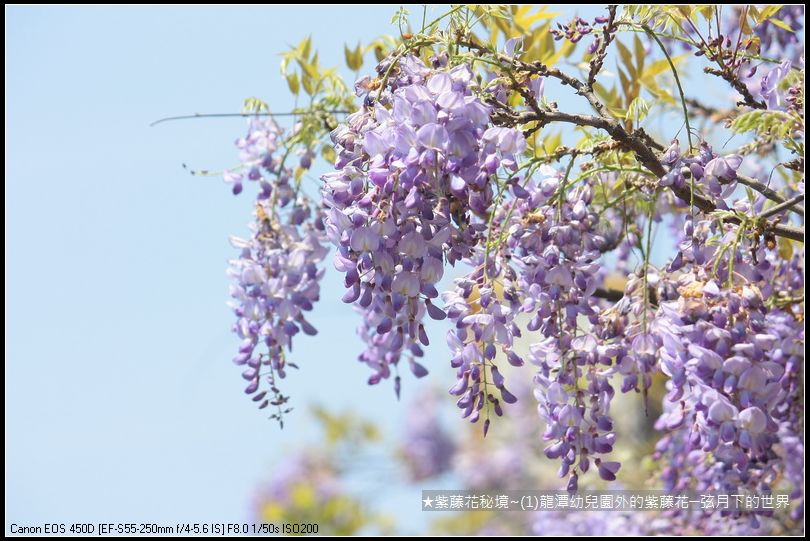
[626,96,650,123]
[286,72,300,95]
[633,35,645,76]
[615,40,636,78]
[778,237,794,259]
[298,36,312,59]
[344,43,364,71]
[321,144,336,164]
[758,5,783,22]
[767,18,794,33]
[301,73,315,95]
[543,131,562,156]
[642,53,688,80]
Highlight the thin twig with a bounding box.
[759,193,806,219]
[587,5,618,89]
[685,98,734,121]
[704,66,767,109]
[149,110,350,127]
[736,174,805,216]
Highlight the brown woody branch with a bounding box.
[685,98,734,121]
[514,108,804,242]
[704,66,767,110]
[587,6,619,89]
[759,193,805,220]
[736,174,805,217]
[458,38,804,243]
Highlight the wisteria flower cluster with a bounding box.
[652,217,805,523]
[225,117,329,424]
[321,56,526,394]
[215,6,804,531]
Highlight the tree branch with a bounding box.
[704,66,767,110]
[513,108,805,242]
[149,110,350,127]
[736,174,805,217]
[587,6,618,89]
[759,193,806,220]
[459,36,804,243]
[685,97,734,122]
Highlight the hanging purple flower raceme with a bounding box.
[216,27,804,521]
[226,117,329,421]
[444,249,524,432]
[495,166,615,491]
[651,219,804,520]
[760,60,794,110]
[751,6,805,63]
[228,201,328,417]
[322,55,525,395]
[606,267,675,406]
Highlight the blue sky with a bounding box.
[6,5,679,532]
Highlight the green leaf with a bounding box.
[242,96,268,113]
[390,6,410,26]
[778,237,794,260]
[615,40,636,78]
[642,53,688,80]
[767,18,795,32]
[730,110,799,140]
[321,143,336,165]
[639,77,674,103]
[352,44,364,71]
[633,35,646,77]
[626,96,650,123]
[374,45,386,62]
[617,67,632,101]
[758,5,783,22]
[514,4,560,28]
[593,81,619,108]
[286,72,300,95]
[301,73,315,96]
[298,58,320,80]
[344,43,363,71]
[542,131,562,156]
[697,5,714,22]
[298,36,312,59]
[344,44,354,70]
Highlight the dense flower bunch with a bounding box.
[226,118,328,420]
[224,117,291,199]
[651,217,805,523]
[228,204,327,414]
[321,55,526,394]
[442,164,620,488]
[511,176,619,490]
[443,219,527,432]
[218,7,804,530]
